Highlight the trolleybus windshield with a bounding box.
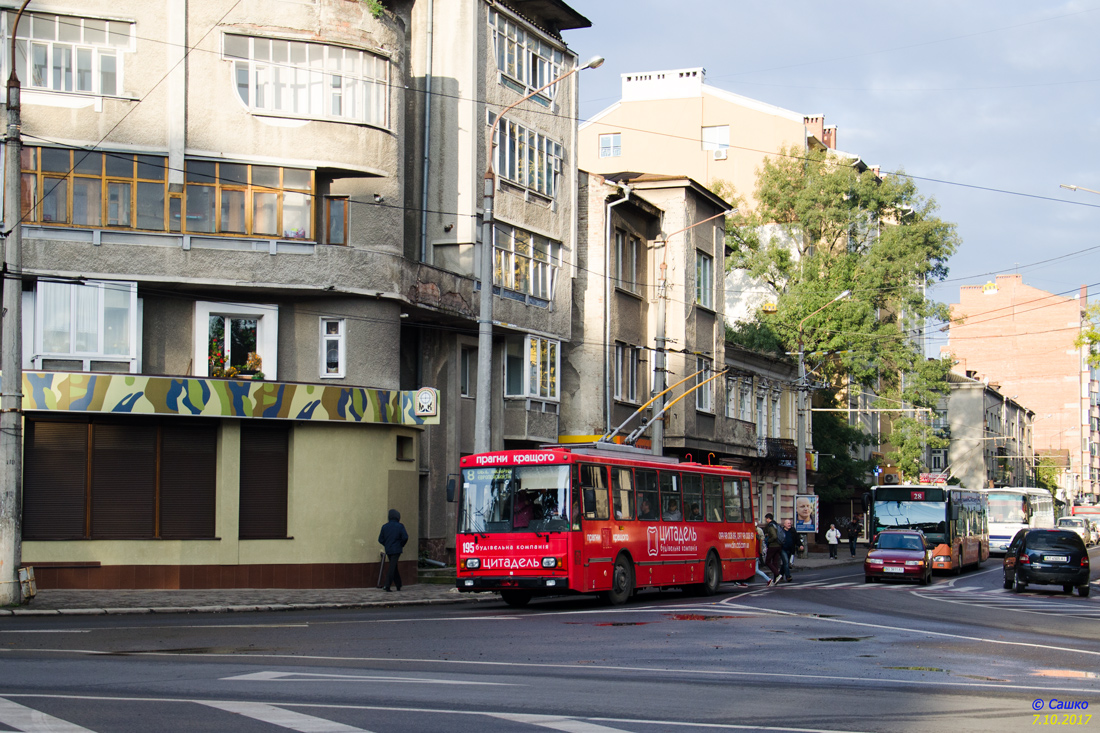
[459,465,574,534]
[988,492,1027,524]
[873,500,947,543]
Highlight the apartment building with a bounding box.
[946,275,1097,499]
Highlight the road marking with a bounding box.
[0,630,91,633]
[488,712,631,732]
[0,697,95,732]
[222,670,517,686]
[201,700,372,732]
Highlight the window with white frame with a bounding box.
[931,450,946,471]
[488,8,565,105]
[223,34,389,128]
[739,379,752,422]
[6,11,131,97]
[695,251,713,309]
[599,133,621,158]
[701,125,730,151]
[194,301,278,380]
[695,357,713,413]
[504,334,559,401]
[33,280,138,373]
[320,318,345,378]
[756,387,767,440]
[491,115,563,199]
[771,393,782,438]
[615,230,640,293]
[615,343,639,403]
[726,377,738,418]
[494,223,561,300]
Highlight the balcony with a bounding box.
[760,438,798,468]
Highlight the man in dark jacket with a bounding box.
[761,513,783,586]
[780,518,803,582]
[378,509,409,591]
[846,517,863,557]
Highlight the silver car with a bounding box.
[1056,517,1092,547]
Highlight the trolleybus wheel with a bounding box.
[605,555,634,606]
[500,590,532,607]
[700,552,721,596]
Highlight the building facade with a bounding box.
[946,275,1097,499]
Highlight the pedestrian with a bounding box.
[825,523,840,559]
[762,513,784,586]
[378,508,409,592]
[846,517,862,557]
[750,523,771,585]
[780,518,802,582]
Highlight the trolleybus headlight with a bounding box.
[933,556,948,562]
[541,557,558,568]
[464,558,480,570]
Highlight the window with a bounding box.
[494,223,561,300]
[223,34,389,127]
[195,301,278,380]
[578,464,609,521]
[320,318,345,378]
[20,147,315,240]
[615,343,639,403]
[636,469,658,521]
[682,473,703,522]
[6,11,131,97]
[701,125,730,151]
[599,133,621,158]
[723,478,743,522]
[460,348,472,397]
[22,418,217,540]
[610,467,634,520]
[488,8,565,105]
[704,475,723,522]
[726,377,738,419]
[504,334,559,401]
[931,450,946,471]
[33,279,137,373]
[491,115,563,198]
[696,356,713,413]
[239,424,290,539]
[695,251,713,309]
[325,196,348,245]
[739,379,752,422]
[771,394,782,438]
[756,389,767,440]
[615,230,640,293]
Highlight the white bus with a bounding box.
[987,487,1056,554]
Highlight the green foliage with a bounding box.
[361,0,385,19]
[725,321,786,358]
[1075,303,1100,367]
[1035,455,1063,493]
[725,145,959,478]
[811,396,874,502]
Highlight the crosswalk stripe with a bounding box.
[200,701,373,732]
[488,713,630,732]
[0,697,95,732]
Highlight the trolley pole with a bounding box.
[0,1,28,607]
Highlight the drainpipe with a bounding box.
[418,0,434,263]
[605,181,631,434]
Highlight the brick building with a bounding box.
[944,275,1098,499]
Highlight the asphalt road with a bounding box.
[1,550,1098,733]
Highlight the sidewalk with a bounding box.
[2,551,864,617]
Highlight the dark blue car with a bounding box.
[1002,529,1090,597]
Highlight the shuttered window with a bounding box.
[23,420,88,539]
[21,417,217,540]
[238,424,289,539]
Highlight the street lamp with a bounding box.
[474,55,604,455]
[796,290,851,500]
[1060,183,1100,196]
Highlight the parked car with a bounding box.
[1056,517,1092,546]
[864,529,933,585]
[1002,529,1090,597]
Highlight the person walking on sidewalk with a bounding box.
[825,523,841,559]
[762,514,784,586]
[780,518,802,582]
[845,517,863,557]
[378,509,409,591]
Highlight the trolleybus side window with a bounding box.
[682,473,703,522]
[660,471,682,521]
[636,469,658,520]
[610,466,635,520]
[740,479,754,523]
[577,464,610,521]
[723,477,743,522]
[704,475,723,522]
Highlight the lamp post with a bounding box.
[1060,184,1100,196]
[474,54,603,455]
[796,290,850,499]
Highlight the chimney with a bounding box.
[822,125,837,149]
[804,115,825,142]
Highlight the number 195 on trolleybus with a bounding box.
[454,444,758,607]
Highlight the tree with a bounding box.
[1034,454,1063,494]
[723,145,960,477]
[810,395,874,503]
[1075,303,1100,366]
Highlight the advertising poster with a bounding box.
[794,494,818,534]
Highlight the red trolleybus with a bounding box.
[866,485,989,574]
[454,443,757,606]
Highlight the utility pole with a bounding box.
[0,0,29,607]
[473,55,603,455]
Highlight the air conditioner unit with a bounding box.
[882,472,901,485]
[712,148,728,160]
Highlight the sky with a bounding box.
[562,0,1100,356]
